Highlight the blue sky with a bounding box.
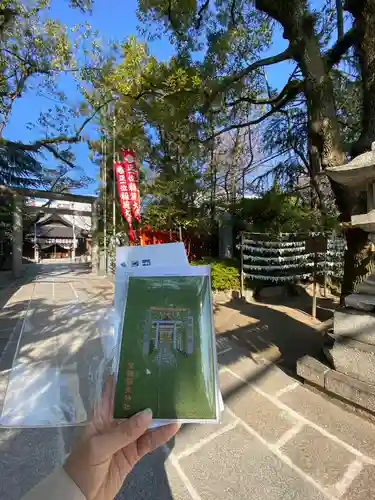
[4,0,176,196]
[4,0,333,196]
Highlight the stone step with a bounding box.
[357,273,375,295]
[333,308,375,345]
[325,337,375,385]
[297,355,375,414]
[344,293,375,311]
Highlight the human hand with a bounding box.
[64,377,180,500]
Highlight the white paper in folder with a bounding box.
[116,242,188,274]
[114,243,189,347]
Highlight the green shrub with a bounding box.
[192,257,240,291]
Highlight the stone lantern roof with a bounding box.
[325,142,375,188]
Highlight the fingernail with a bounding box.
[134,408,153,424]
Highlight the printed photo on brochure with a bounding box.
[114,273,218,421]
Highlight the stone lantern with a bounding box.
[325,142,375,385]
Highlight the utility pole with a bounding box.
[72,202,76,261]
[34,222,37,262]
[102,132,107,273]
[112,110,117,246]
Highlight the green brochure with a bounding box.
[114,269,218,421]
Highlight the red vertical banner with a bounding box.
[121,150,141,222]
[114,161,135,242]
[114,150,141,243]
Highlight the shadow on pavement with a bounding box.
[214,295,327,374]
[0,275,176,500]
[118,446,176,500]
[0,271,353,500]
[256,285,338,323]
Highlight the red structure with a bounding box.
[138,225,213,262]
[139,226,179,246]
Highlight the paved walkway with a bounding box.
[1,264,375,500]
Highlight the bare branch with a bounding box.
[48,168,73,192]
[204,24,356,133]
[0,65,45,133]
[0,88,161,160]
[75,97,115,137]
[290,182,311,193]
[204,109,280,141]
[1,47,28,63]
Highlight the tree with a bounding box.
[0,0,110,191]
[235,184,337,234]
[88,37,212,239]
[0,0,112,268]
[136,0,375,297]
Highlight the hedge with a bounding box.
[192,257,240,291]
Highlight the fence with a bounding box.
[240,232,346,292]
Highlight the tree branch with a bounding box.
[167,0,185,38]
[204,81,302,141]
[230,0,236,26]
[75,97,115,137]
[48,168,72,192]
[0,101,111,155]
[202,47,292,113]
[0,88,159,163]
[204,99,291,141]
[195,0,210,29]
[325,25,361,68]
[0,65,43,133]
[43,144,77,170]
[224,73,301,108]
[336,0,344,40]
[213,25,359,124]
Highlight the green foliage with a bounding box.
[0,147,43,187]
[133,0,364,203]
[331,68,362,152]
[235,185,338,235]
[142,164,206,231]
[0,1,104,190]
[90,0,362,256]
[193,257,240,291]
[89,35,216,235]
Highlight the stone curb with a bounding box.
[297,355,330,388]
[212,290,242,303]
[297,355,375,414]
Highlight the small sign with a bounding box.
[305,235,327,254]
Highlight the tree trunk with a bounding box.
[347,0,375,156]
[302,35,372,297]
[340,0,375,296]
[256,0,371,297]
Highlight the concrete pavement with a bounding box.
[1,263,375,499]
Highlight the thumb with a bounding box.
[90,409,153,463]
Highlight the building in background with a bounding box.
[23,200,92,261]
